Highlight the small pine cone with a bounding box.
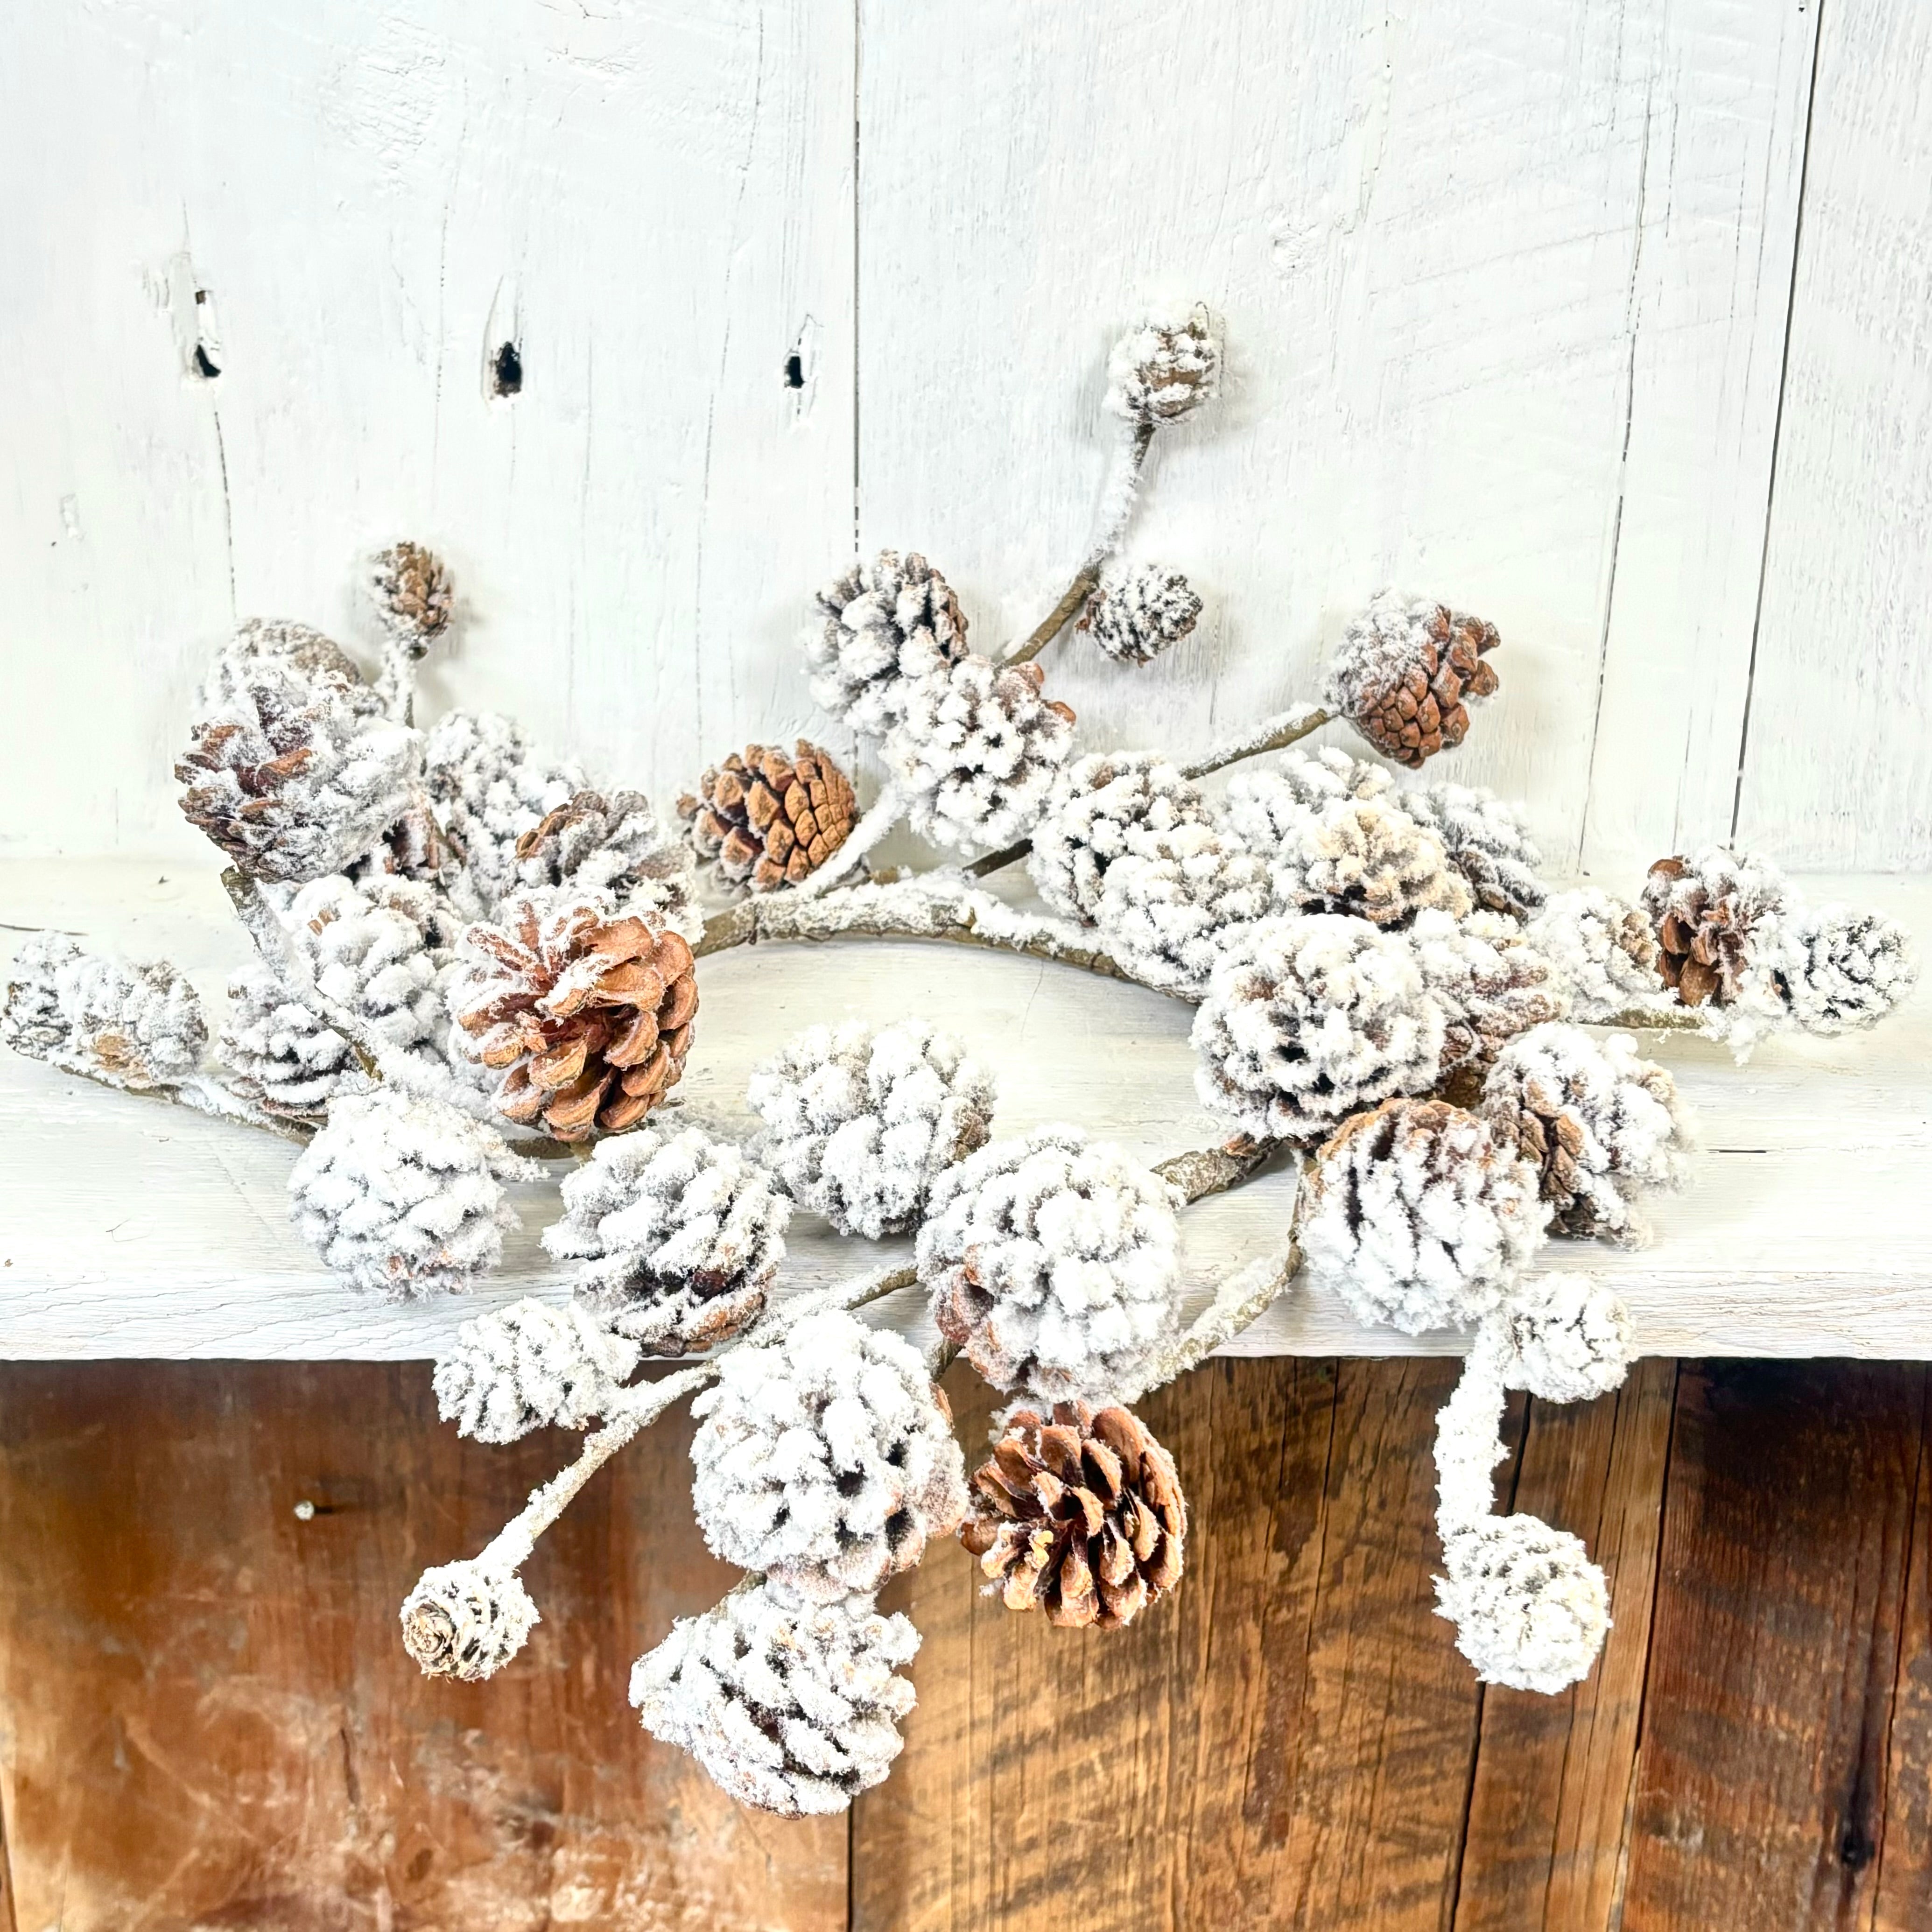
[1436,1517,1608,1694]
[1500,1273,1636,1404]
[808,550,970,738]
[1326,592,1501,770]
[748,1019,996,1239]
[511,787,696,930]
[1105,305,1222,424]
[219,960,352,1117]
[451,891,699,1140]
[1221,748,1391,853]
[630,1578,919,1817]
[2,932,206,1091]
[1094,823,1272,998]
[1266,795,1474,928]
[689,1309,967,1601]
[542,1127,789,1352]
[401,1560,539,1681]
[1481,1022,1690,1244]
[288,1087,537,1298]
[1028,751,1212,924]
[886,654,1077,854]
[433,1298,643,1443]
[201,617,378,713]
[177,662,422,883]
[1398,782,1547,919]
[961,1401,1186,1629]
[1641,849,1789,1009]
[1300,1098,1548,1333]
[369,540,454,655]
[1778,904,1917,1037]
[1190,914,1446,1142]
[1528,888,1670,1023]
[1405,909,1569,1075]
[678,741,858,892]
[916,1127,1183,1402]
[423,710,583,913]
[1079,564,1201,665]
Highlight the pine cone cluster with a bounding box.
[1080,564,1201,665]
[678,741,857,891]
[809,550,970,738]
[961,1401,1185,1629]
[1106,307,1222,423]
[1028,751,1212,924]
[452,892,698,1139]
[1641,850,1786,1008]
[1326,593,1501,769]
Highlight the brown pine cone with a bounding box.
[371,541,454,653]
[453,895,699,1140]
[960,1401,1186,1629]
[678,741,857,891]
[1327,594,1501,769]
[1641,851,1786,1008]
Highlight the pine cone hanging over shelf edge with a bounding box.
[678,740,858,891]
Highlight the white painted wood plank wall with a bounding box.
[2,0,1928,878]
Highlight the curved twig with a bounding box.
[1180,704,1332,780]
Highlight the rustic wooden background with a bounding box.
[5,1352,1931,1930]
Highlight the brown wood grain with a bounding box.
[1875,1372,1932,1929]
[1620,1361,1927,1932]
[0,1362,845,1932]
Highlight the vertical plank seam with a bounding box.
[1729,0,1827,841]
[851,0,862,560]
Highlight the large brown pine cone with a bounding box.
[1328,595,1501,769]
[678,741,858,891]
[1641,853,1784,1008]
[960,1401,1186,1629]
[454,895,698,1140]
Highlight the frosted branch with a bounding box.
[1180,704,1332,780]
[1154,1137,1287,1203]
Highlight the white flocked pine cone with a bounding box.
[1190,913,1446,1142]
[1300,1098,1549,1334]
[1780,904,1918,1036]
[1528,887,1672,1024]
[1080,563,1201,666]
[885,654,1076,854]
[1398,782,1547,919]
[1220,747,1391,855]
[917,1127,1184,1401]
[688,1308,967,1601]
[433,1298,643,1444]
[288,1086,538,1297]
[1405,908,1570,1075]
[1481,1022,1690,1244]
[1105,306,1222,424]
[1095,823,1272,998]
[1499,1273,1637,1404]
[2,932,206,1091]
[1265,794,1474,929]
[631,1578,920,1817]
[1436,1516,1609,1695]
[200,616,379,715]
[220,960,357,1117]
[423,710,584,914]
[400,1560,540,1682]
[1028,751,1213,924]
[808,550,970,740]
[747,1019,996,1239]
[542,1126,790,1353]
[506,787,697,934]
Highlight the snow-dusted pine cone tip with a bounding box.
[1641,850,1788,1010]
[1779,904,1917,1036]
[1106,306,1222,424]
[748,1018,996,1239]
[1027,750,1211,924]
[1266,794,1474,929]
[1300,1097,1548,1334]
[288,1086,535,1298]
[678,740,857,892]
[510,787,695,921]
[1481,1022,1689,1244]
[1499,1273,1636,1404]
[423,710,583,913]
[886,653,1077,854]
[1437,1517,1609,1694]
[1325,593,1501,770]
[631,1580,920,1817]
[1528,887,1669,1024]
[808,549,970,738]
[452,892,698,1140]
[369,540,454,653]
[917,1127,1183,1402]
[433,1298,643,1444]
[1190,913,1445,1143]
[689,1308,966,1601]
[1398,782,1547,919]
[1405,908,1569,1075]
[2,932,206,1091]
[400,1560,539,1682]
[542,1126,789,1353]
[962,1400,1185,1629]
[1080,563,1202,666]
[176,662,422,883]
[1094,822,1271,998]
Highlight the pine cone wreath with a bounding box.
[433,1298,643,1443]
[1640,850,1788,1010]
[1094,822,1271,998]
[1300,1097,1549,1333]
[3,932,206,1091]
[1405,909,1569,1076]
[542,1126,789,1351]
[1528,887,1670,1024]
[1028,750,1212,924]
[886,654,1077,854]
[369,540,454,655]
[808,549,970,738]
[678,741,857,892]
[1779,904,1918,1036]
[1079,564,1202,666]
[1481,1021,1690,1243]
[177,661,422,884]
[1398,782,1547,919]
[630,1579,920,1817]
[1325,592,1501,769]
[1106,306,1222,423]
[511,787,696,927]
[1266,795,1474,928]
[451,891,699,1139]
[916,1127,1184,1401]
[961,1401,1186,1629]
[423,710,583,913]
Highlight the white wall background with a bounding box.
[3,0,1928,877]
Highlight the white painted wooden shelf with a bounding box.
[4,860,1928,1362]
